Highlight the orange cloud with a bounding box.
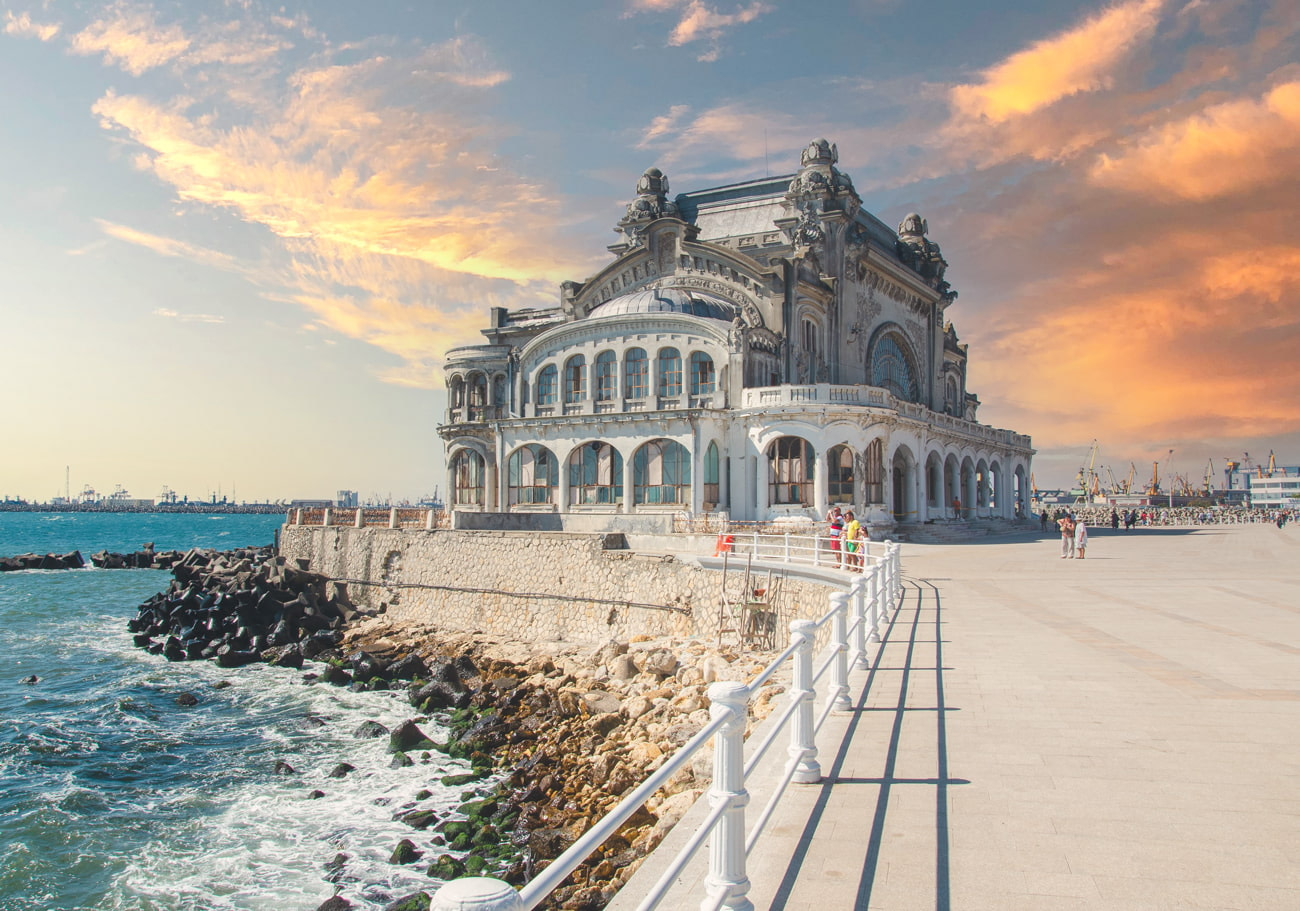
[949,0,1166,124]
[70,3,190,75]
[1089,80,1300,200]
[625,0,771,61]
[4,10,59,40]
[96,219,240,272]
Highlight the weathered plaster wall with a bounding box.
[279,526,844,647]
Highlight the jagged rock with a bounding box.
[388,720,436,753]
[382,892,430,911]
[19,675,39,685]
[316,895,352,911]
[607,653,638,679]
[389,838,423,865]
[327,763,356,779]
[427,853,465,881]
[353,720,390,739]
[273,760,296,775]
[581,691,622,715]
[640,648,679,678]
[386,654,429,681]
[175,692,199,707]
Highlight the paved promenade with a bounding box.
[617,523,1300,910]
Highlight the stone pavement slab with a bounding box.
[610,523,1300,910]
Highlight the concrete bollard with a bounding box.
[389,506,399,529]
[322,508,332,527]
[849,575,869,669]
[789,619,821,784]
[829,593,851,713]
[354,507,364,528]
[428,876,525,911]
[704,681,754,911]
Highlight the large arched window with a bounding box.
[703,441,720,507]
[869,331,919,402]
[633,439,691,505]
[657,347,682,397]
[594,351,617,402]
[507,444,557,506]
[568,442,623,506]
[827,444,854,504]
[624,348,648,399]
[563,355,586,404]
[690,352,716,395]
[535,365,557,406]
[768,437,814,505]
[451,449,485,507]
[945,376,960,416]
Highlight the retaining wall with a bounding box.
[278,526,845,647]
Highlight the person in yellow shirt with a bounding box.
[843,511,862,571]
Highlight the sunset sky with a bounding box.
[2,0,1297,503]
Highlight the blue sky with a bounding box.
[2,0,1297,502]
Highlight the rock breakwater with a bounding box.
[317,620,786,911]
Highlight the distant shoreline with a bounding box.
[0,504,289,515]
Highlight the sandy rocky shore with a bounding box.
[124,548,786,911]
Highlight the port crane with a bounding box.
[1074,440,1100,505]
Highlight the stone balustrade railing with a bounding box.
[285,507,447,530]
[426,538,904,911]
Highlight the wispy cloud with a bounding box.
[4,10,59,40]
[949,0,1167,124]
[625,0,771,61]
[69,2,190,75]
[96,219,240,271]
[152,307,225,324]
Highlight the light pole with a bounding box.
[1166,449,1174,510]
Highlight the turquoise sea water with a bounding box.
[0,514,466,910]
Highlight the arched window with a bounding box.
[624,348,648,399]
[870,332,919,402]
[451,449,485,507]
[563,355,586,404]
[568,442,623,506]
[703,441,720,507]
[535,365,557,406]
[449,375,465,408]
[468,374,488,421]
[594,351,617,402]
[945,376,959,416]
[657,347,682,397]
[827,444,854,504]
[768,437,814,505]
[507,444,556,506]
[633,439,691,505]
[690,352,716,395]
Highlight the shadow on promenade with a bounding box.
[768,579,966,910]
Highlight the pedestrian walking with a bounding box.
[1074,519,1088,558]
[1059,513,1076,558]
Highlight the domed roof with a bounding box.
[587,287,739,322]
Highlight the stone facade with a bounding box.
[440,138,1034,530]
[280,526,848,647]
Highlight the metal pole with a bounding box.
[789,619,822,783]
[703,681,755,911]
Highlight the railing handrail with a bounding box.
[426,540,904,911]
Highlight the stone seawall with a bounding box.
[278,526,844,647]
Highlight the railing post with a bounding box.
[849,575,869,669]
[389,506,399,529]
[703,681,754,911]
[789,620,822,783]
[322,507,332,527]
[426,508,436,530]
[783,532,790,562]
[354,507,363,528]
[294,508,302,526]
[868,564,882,644]
[885,541,899,609]
[428,876,524,911]
[829,593,851,713]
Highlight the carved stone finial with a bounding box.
[616,166,680,247]
[898,213,927,238]
[801,138,838,167]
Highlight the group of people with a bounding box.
[826,506,868,570]
[1054,512,1089,559]
[1041,504,1295,528]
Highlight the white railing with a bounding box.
[426,542,904,911]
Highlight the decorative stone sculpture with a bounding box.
[615,167,681,248]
